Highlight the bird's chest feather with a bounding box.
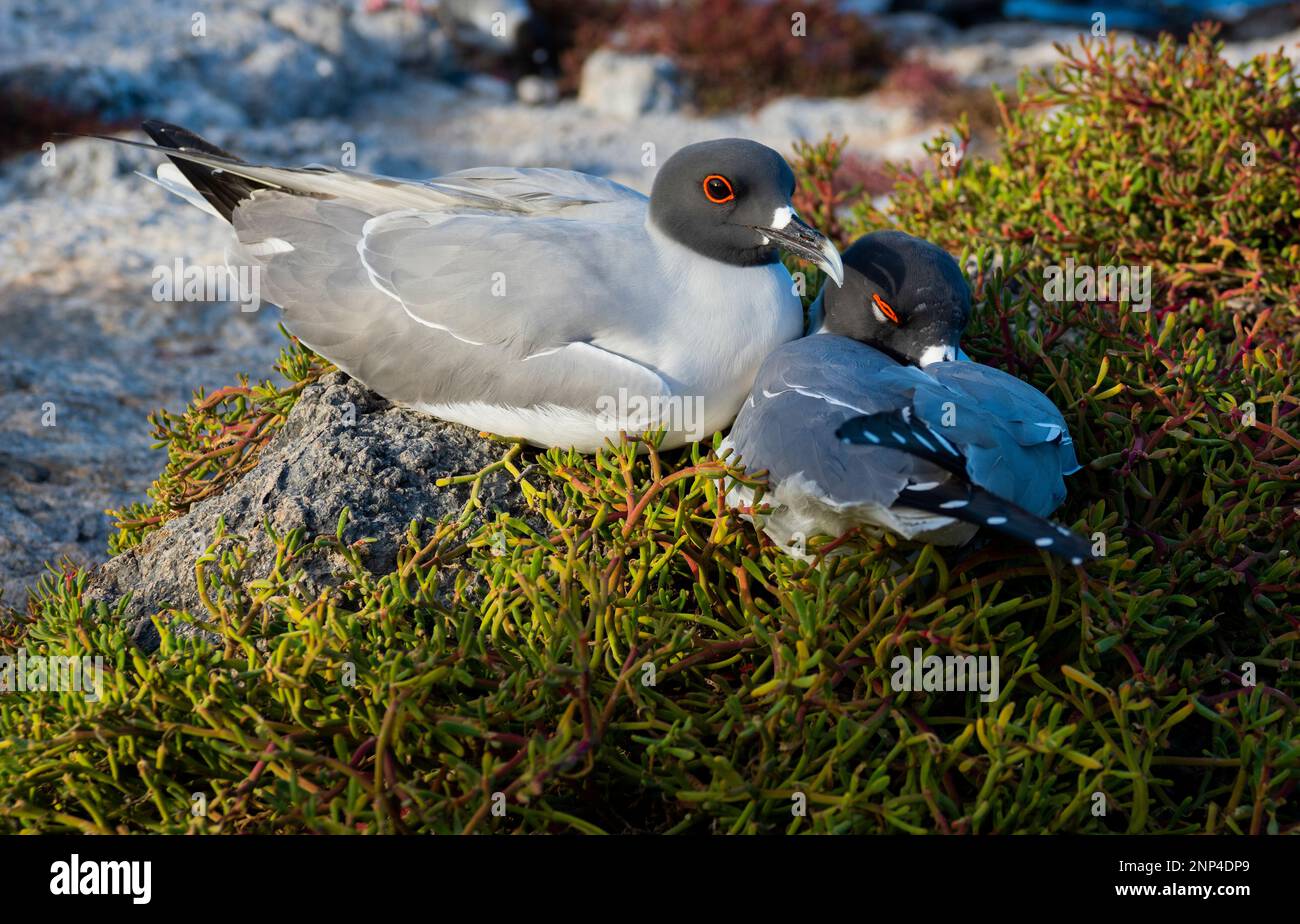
[639,228,802,406]
[669,262,802,435]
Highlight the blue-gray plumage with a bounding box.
[726,230,1092,564]
[93,121,845,452]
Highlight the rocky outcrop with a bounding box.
[0,0,459,127]
[82,373,527,651]
[578,50,682,120]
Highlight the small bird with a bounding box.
[99,121,843,451]
[726,230,1093,564]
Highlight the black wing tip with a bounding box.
[140,118,178,135]
[140,120,239,161]
[897,477,1097,566]
[836,410,966,475]
[1038,525,1098,567]
[980,508,1097,566]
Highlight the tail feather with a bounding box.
[141,162,224,219]
[837,411,1094,565]
[82,121,473,217]
[897,478,1095,565]
[140,120,270,222]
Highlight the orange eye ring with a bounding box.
[872,292,900,324]
[703,174,735,204]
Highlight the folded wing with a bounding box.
[216,168,665,414]
[731,335,1079,519]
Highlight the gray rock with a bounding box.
[437,0,531,53]
[516,75,559,107]
[1221,26,1300,68]
[0,137,139,200]
[81,373,528,651]
[873,12,959,53]
[223,38,349,122]
[0,163,287,609]
[463,73,514,102]
[186,8,278,65]
[578,50,682,120]
[270,1,352,57]
[350,5,438,66]
[151,81,252,134]
[754,95,917,149]
[0,0,452,130]
[907,22,1146,89]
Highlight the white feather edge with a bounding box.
[138,164,225,219]
[142,166,296,259]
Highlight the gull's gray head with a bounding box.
[648,138,843,286]
[822,230,971,366]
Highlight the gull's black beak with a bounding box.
[760,212,844,287]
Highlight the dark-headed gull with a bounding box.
[726,230,1093,564]
[102,121,844,451]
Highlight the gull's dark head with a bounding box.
[648,138,843,286]
[821,230,970,366]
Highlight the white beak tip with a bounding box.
[821,243,845,288]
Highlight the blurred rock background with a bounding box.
[1,0,1298,602]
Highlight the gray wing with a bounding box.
[729,336,951,508]
[226,173,667,412]
[920,361,1079,515]
[147,144,648,217]
[351,207,641,349]
[423,166,647,217]
[730,336,1079,516]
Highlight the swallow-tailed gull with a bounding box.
[103,121,844,451]
[726,230,1093,564]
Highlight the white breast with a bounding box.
[634,223,803,437]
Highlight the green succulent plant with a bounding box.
[1,25,1296,834]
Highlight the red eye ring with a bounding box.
[703,174,735,204]
[872,292,900,324]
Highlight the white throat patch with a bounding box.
[919,344,956,366]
